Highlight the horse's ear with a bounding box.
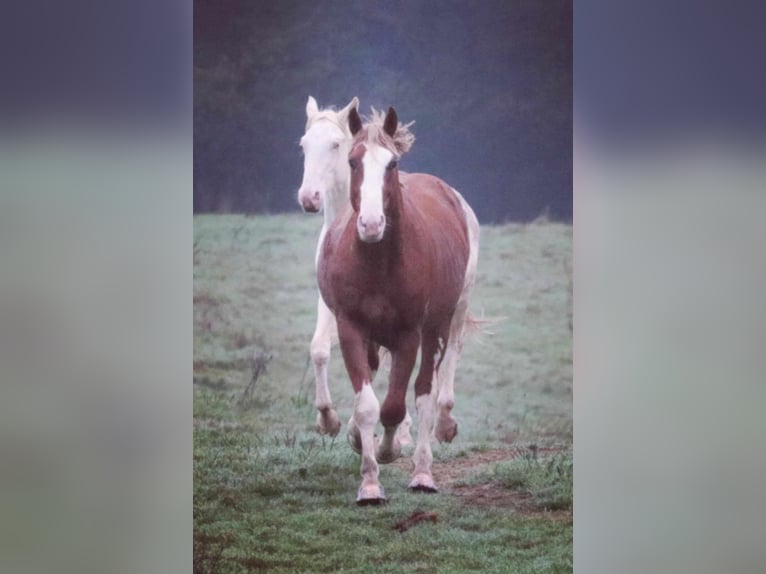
[383,107,398,137]
[306,96,319,118]
[348,107,363,136]
[339,96,359,120]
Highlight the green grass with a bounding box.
[194,214,572,573]
[457,454,574,513]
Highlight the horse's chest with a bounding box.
[337,280,419,329]
[354,293,394,323]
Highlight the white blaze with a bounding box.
[358,146,393,231]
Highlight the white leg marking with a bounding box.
[312,296,340,436]
[354,383,386,503]
[396,410,413,446]
[433,188,480,443]
[409,393,437,492]
[434,350,460,442]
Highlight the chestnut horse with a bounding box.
[297,96,413,442]
[317,106,480,504]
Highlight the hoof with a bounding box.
[316,408,341,437]
[375,437,401,464]
[434,416,458,443]
[408,473,438,493]
[357,484,387,506]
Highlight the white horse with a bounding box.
[298,96,412,439]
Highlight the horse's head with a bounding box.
[347,106,414,243]
[298,96,359,213]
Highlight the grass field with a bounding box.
[193,213,572,573]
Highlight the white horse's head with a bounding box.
[298,95,359,213]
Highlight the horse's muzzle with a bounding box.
[301,198,320,213]
[300,190,322,213]
[357,214,386,242]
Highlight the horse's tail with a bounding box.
[461,310,503,340]
[375,311,500,372]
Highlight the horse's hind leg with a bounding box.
[311,297,341,436]
[374,347,413,447]
[367,341,380,371]
[435,195,479,443]
[433,299,466,443]
[409,329,440,492]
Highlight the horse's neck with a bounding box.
[322,178,350,227]
[386,178,405,226]
[355,182,406,260]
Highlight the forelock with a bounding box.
[306,108,352,136]
[363,107,416,156]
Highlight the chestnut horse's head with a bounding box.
[347,106,415,242]
[298,95,359,213]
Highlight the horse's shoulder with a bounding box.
[401,173,466,227]
[401,172,455,197]
[319,207,354,265]
[325,206,355,238]
[400,172,440,188]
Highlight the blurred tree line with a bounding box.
[194,0,571,222]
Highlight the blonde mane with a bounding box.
[306,107,353,136]
[363,107,415,157]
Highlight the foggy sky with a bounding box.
[194,0,572,223]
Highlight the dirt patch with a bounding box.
[453,481,533,509]
[392,446,567,488]
[391,446,572,520]
[393,510,439,532]
[452,481,571,520]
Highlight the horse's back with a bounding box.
[400,172,470,257]
[398,173,470,319]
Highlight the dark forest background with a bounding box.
[194,0,572,223]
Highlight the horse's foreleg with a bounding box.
[377,330,419,464]
[311,297,340,436]
[352,383,384,504]
[337,318,385,504]
[409,331,440,492]
[373,348,413,446]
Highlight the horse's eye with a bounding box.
[332,142,340,150]
[387,160,397,171]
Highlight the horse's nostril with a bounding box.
[313,191,320,200]
[358,215,385,236]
